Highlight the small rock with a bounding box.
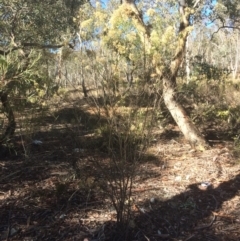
[198,182,212,190]
[150,197,156,203]
[59,214,67,219]
[73,148,84,153]
[175,176,182,182]
[32,140,43,145]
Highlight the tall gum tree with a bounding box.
[107,0,209,149]
[161,2,209,150]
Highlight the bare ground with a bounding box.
[0,98,240,241]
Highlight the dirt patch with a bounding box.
[1,132,240,241]
[0,92,240,241]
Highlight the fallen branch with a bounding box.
[194,212,216,230]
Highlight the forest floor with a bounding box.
[1,93,240,241]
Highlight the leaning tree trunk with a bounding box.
[162,76,208,149]
[0,91,16,143]
[161,4,209,150]
[117,0,209,149]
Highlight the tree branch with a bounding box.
[211,25,240,41]
[0,42,73,56]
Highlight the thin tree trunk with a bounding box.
[56,47,63,86]
[233,31,239,80]
[0,91,16,143]
[82,78,88,97]
[185,35,191,84]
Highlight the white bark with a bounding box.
[185,35,191,84]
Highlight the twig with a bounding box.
[209,194,218,210]
[68,189,78,202]
[0,170,21,182]
[184,234,196,241]
[20,133,28,158]
[143,234,150,241]
[194,212,216,230]
[211,25,240,41]
[193,0,201,8]
[85,188,91,208]
[212,211,235,219]
[6,208,13,241]
[156,233,170,238]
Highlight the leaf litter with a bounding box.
[0,126,240,241]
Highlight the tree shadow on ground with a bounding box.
[0,180,103,241]
[1,134,240,241]
[30,105,105,129]
[0,102,164,240]
[4,94,240,240]
[133,174,240,241]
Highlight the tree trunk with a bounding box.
[56,47,63,86]
[80,62,88,97]
[232,31,239,80]
[185,35,191,84]
[119,0,209,149]
[0,91,16,143]
[161,4,209,149]
[82,78,88,97]
[163,76,208,149]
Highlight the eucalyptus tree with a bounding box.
[207,0,240,79]
[97,0,240,149]
[98,0,208,149]
[0,0,86,143]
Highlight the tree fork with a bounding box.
[162,3,209,149]
[114,0,209,149]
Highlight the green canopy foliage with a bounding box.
[0,0,85,50]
